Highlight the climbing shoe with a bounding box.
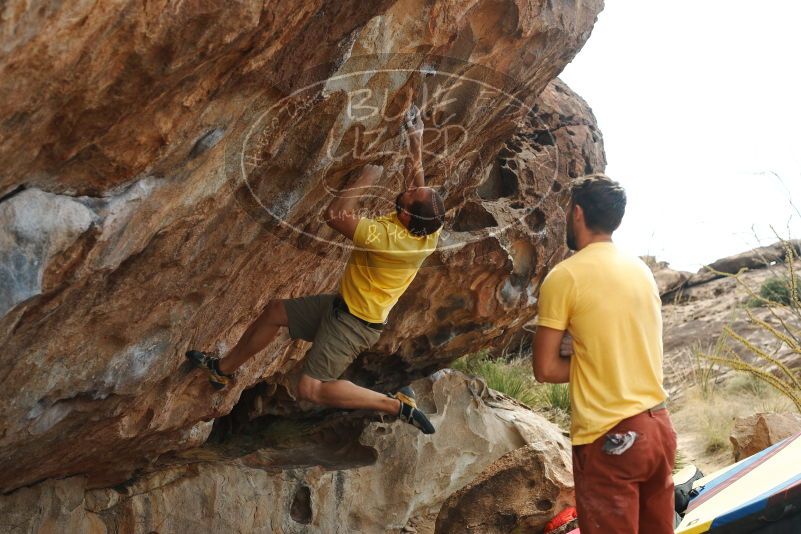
[185,350,234,390]
[388,385,435,435]
[389,385,417,408]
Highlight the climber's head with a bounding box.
[395,185,445,237]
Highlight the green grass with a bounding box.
[539,382,571,412]
[452,350,541,407]
[451,351,571,428]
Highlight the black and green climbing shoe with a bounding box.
[389,385,434,434]
[185,350,233,390]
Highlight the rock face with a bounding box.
[730,412,801,462]
[0,0,604,493]
[0,372,571,534]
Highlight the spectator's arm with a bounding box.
[532,266,576,383]
[533,326,571,383]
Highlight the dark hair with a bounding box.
[569,174,626,233]
[408,189,446,236]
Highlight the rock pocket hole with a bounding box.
[452,202,498,232]
[525,208,546,232]
[290,485,312,524]
[477,164,519,200]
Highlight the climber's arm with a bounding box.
[408,129,424,188]
[326,164,384,240]
[405,108,425,188]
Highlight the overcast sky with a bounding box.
[560,1,801,272]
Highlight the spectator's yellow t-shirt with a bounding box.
[536,242,668,445]
[340,213,440,323]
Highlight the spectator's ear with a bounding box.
[573,203,585,223]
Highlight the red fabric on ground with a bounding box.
[545,506,578,532]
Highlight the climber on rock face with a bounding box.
[186,104,444,434]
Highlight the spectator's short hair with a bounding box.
[408,189,445,236]
[569,174,627,233]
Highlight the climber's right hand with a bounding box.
[360,163,384,182]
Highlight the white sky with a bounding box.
[560,1,801,272]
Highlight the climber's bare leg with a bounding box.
[296,374,400,415]
[218,299,288,375]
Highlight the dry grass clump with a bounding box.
[672,370,793,472]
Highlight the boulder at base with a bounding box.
[730,412,801,462]
[435,442,574,534]
[0,371,571,534]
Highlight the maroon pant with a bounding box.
[572,408,677,534]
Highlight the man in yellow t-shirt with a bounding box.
[533,174,676,533]
[186,105,443,434]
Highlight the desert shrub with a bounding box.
[725,371,769,397]
[752,275,801,306]
[690,338,726,400]
[699,238,801,412]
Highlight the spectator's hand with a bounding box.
[559,333,574,358]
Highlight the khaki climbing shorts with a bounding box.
[284,293,383,381]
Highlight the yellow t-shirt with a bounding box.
[340,213,440,323]
[536,242,668,445]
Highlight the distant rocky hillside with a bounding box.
[646,240,801,397]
